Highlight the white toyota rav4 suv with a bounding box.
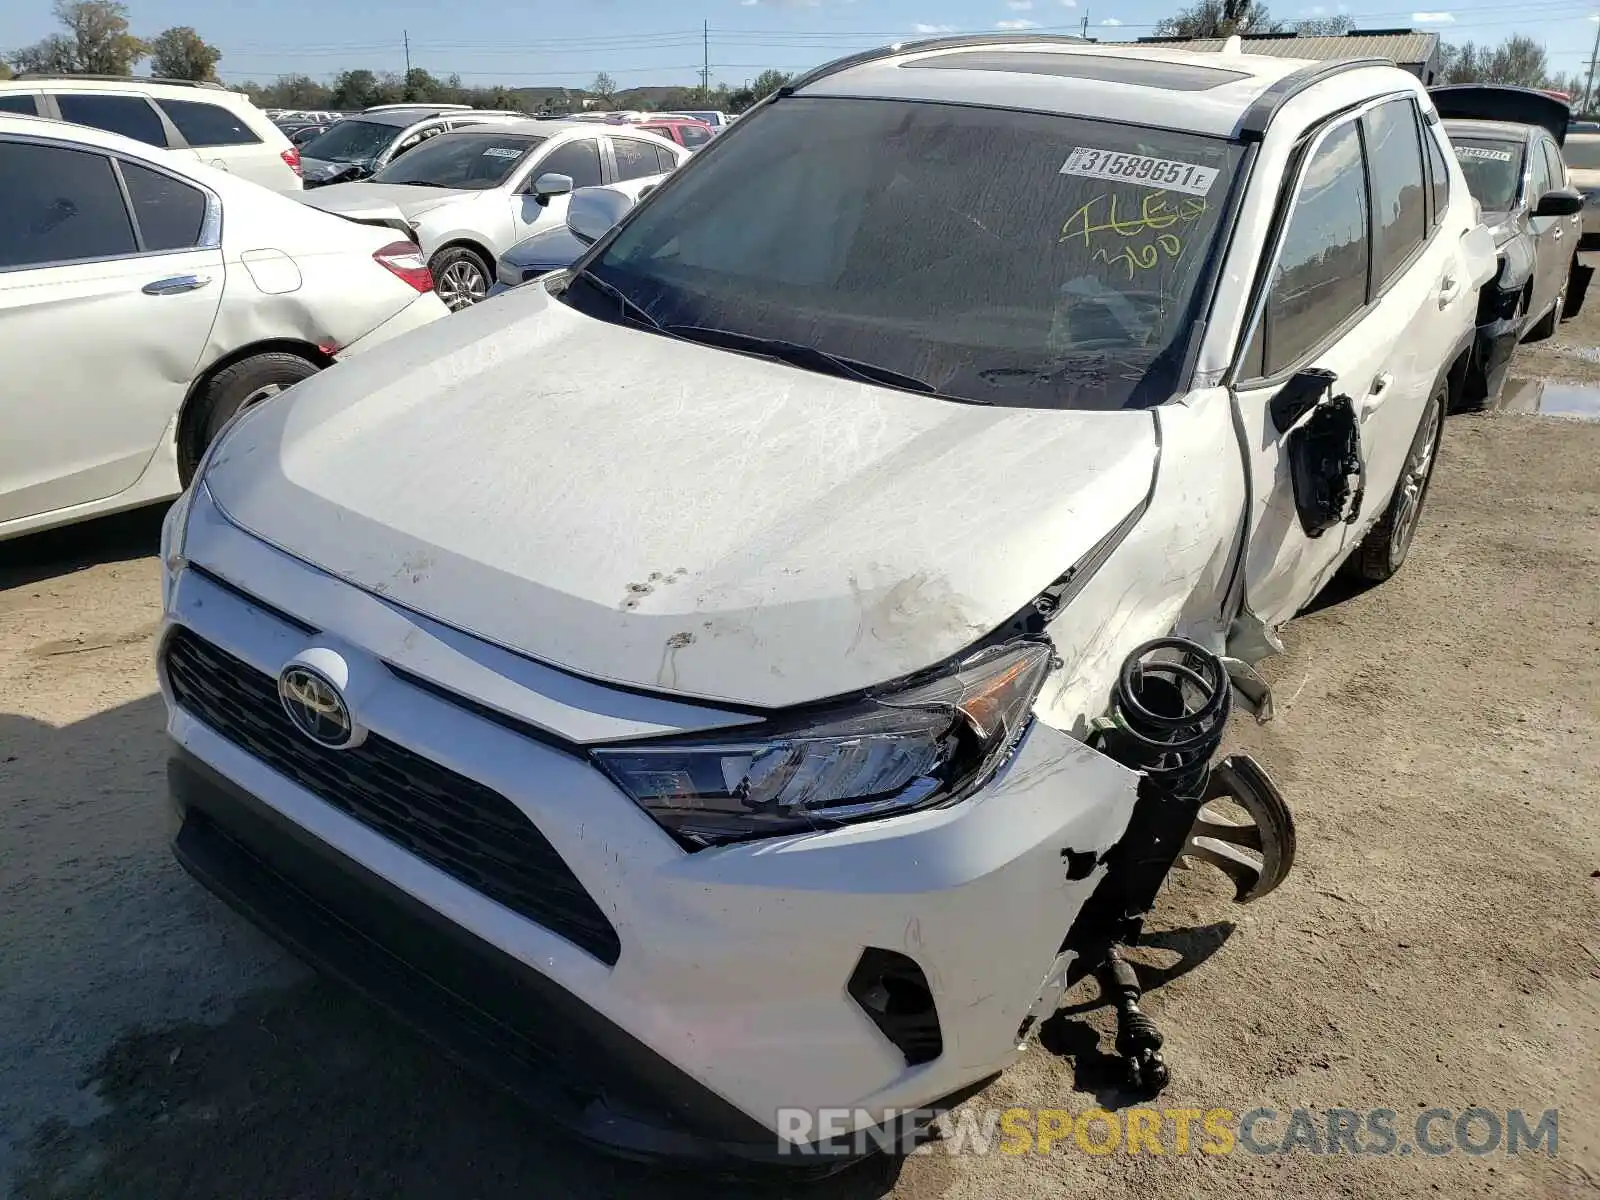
[158,36,1494,1166]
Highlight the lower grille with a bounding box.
[164,626,621,965]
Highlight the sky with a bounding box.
[3,0,1599,89]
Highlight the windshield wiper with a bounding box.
[568,268,662,329]
[662,325,947,397]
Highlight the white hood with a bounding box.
[299,182,472,222]
[202,285,1158,708]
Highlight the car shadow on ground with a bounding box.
[1035,920,1235,1109]
[0,504,168,593]
[1,695,907,1200]
[10,979,909,1200]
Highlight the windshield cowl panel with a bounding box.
[565,96,1245,411]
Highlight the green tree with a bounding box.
[1154,0,1283,37]
[147,26,220,81]
[749,69,792,102]
[590,71,617,105]
[8,0,145,74]
[1293,13,1354,34]
[1438,35,1551,89]
[330,67,381,109]
[0,60,11,79]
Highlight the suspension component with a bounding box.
[1062,637,1235,1096]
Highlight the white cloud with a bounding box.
[913,21,956,31]
[1412,10,1454,21]
[1100,16,1124,24]
[1006,0,1034,8]
[1060,0,1078,6]
[996,17,1040,27]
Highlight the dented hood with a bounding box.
[202,286,1158,708]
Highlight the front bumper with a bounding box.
[158,487,1141,1161]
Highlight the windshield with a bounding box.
[301,119,399,164]
[573,97,1245,410]
[371,132,546,188]
[684,111,719,125]
[1452,138,1525,212]
[1564,136,1600,171]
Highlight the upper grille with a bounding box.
[164,626,621,965]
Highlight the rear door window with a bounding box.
[121,160,209,251]
[0,94,42,115]
[537,138,604,189]
[1423,123,1451,228]
[611,137,661,181]
[157,99,261,147]
[55,93,169,147]
[678,124,712,149]
[1362,97,1427,290]
[0,141,137,268]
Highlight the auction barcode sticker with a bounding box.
[1059,147,1220,196]
[1454,146,1514,162]
[482,147,523,158]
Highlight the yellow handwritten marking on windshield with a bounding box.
[1061,191,1208,279]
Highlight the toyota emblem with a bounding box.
[278,664,355,748]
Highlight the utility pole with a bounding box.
[1585,14,1600,116]
[403,29,412,74]
[701,19,711,93]
[1081,13,1090,37]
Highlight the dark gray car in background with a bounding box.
[1432,85,1589,407]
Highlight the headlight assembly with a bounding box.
[592,638,1055,849]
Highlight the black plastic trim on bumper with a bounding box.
[168,747,784,1165]
[167,748,998,1169]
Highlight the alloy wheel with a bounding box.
[1389,394,1442,566]
[437,261,488,311]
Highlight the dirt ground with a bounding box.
[3,319,1598,1199]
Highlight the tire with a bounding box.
[1348,382,1446,584]
[430,245,492,312]
[1523,271,1568,343]
[180,351,319,484]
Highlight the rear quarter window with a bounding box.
[158,99,262,148]
[54,93,169,147]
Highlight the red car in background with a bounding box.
[634,116,716,150]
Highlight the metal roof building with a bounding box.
[1136,28,1443,85]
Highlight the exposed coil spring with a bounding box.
[1108,637,1232,797]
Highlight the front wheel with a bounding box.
[430,246,492,312]
[1348,383,1446,583]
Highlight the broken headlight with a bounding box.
[592,639,1055,849]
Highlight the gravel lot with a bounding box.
[3,321,1598,1198]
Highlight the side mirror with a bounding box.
[1535,187,1584,218]
[1269,366,1337,435]
[566,186,636,243]
[533,172,574,206]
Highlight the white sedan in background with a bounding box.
[298,120,687,309]
[0,113,449,542]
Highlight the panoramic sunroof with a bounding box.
[902,51,1249,91]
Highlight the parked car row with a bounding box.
[1430,85,1592,407]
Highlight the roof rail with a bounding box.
[12,72,226,89]
[362,102,473,113]
[778,31,1095,96]
[1238,57,1390,140]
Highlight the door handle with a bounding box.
[142,274,211,296]
[1438,273,1460,306]
[1370,372,1392,396]
[1553,224,1565,240]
